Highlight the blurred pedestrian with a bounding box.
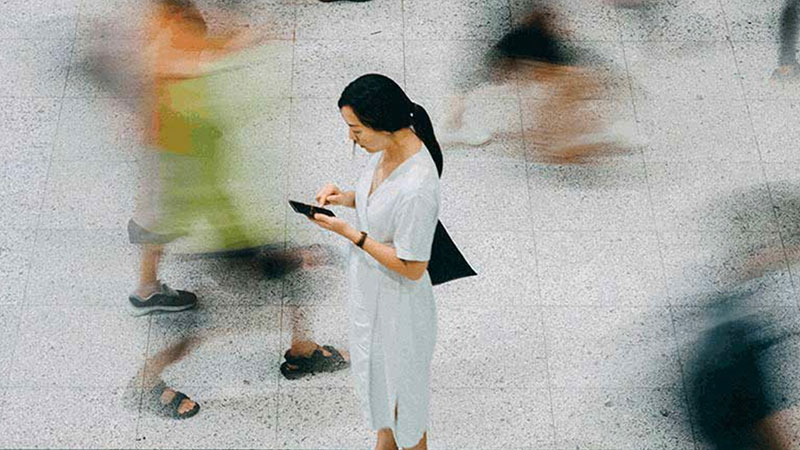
[775,0,800,79]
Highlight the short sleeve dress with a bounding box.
[348,148,440,447]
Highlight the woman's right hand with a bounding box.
[316,184,355,208]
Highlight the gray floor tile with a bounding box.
[290,96,353,156]
[624,41,742,100]
[433,306,547,388]
[731,41,800,100]
[617,0,728,41]
[0,39,72,97]
[53,97,143,162]
[77,0,151,40]
[764,162,800,236]
[209,1,297,41]
[135,384,278,449]
[551,387,694,450]
[0,306,21,385]
[0,387,138,449]
[429,387,555,449]
[720,0,784,42]
[440,159,531,232]
[750,101,800,163]
[292,40,404,98]
[510,0,620,42]
[11,305,148,388]
[537,231,668,307]
[433,231,538,306]
[0,158,49,229]
[40,159,138,229]
[404,40,512,100]
[635,99,759,162]
[659,231,796,307]
[0,228,36,305]
[544,307,682,388]
[278,303,351,388]
[146,305,282,390]
[276,385,373,449]
[0,0,78,40]
[26,228,137,305]
[528,160,654,232]
[296,0,402,40]
[404,0,511,40]
[646,161,776,232]
[0,97,61,162]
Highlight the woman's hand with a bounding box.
[309,214,360,242]
[316,184,356,208]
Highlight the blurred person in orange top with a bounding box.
[126,0,269,419]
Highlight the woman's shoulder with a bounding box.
[399,153,439,200]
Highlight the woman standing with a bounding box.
[308,74,441,450]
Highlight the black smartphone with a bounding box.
[289,200,336,218]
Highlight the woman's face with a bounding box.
[340,106,390,153]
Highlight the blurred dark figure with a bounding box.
[683,182,800,449]
[775,0,800,80]
[441,2,638,162]
[687,297,797,449]
[500,11,636,162]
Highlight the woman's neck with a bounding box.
[382,129,422,165]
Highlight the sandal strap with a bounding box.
[169,391,190,411]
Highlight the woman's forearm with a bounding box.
[343,228,427,280]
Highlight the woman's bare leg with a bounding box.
[376,428,399,450]
[404,432,427,450]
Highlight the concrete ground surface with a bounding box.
[1,0,800,448]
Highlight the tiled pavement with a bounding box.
[1,0,799,448]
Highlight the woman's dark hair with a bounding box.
[338,74,443,176]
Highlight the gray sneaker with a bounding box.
[128,283,197,316]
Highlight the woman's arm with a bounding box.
[312,215,428,281]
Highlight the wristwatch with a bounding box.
[355,231,368,248]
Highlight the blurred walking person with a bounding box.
[775,0,800,79]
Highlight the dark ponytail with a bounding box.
[410,103,443,177]
[339,74,443,177]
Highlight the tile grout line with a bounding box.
[717,0,800,316]
[274,4,301,445]
[401,0,407,89]
[507,0,559,444]
[0,0,85,416]
[614,4,701,449]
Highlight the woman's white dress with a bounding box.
[348,149,440,447]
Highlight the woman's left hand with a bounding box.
[309,213,358,241]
